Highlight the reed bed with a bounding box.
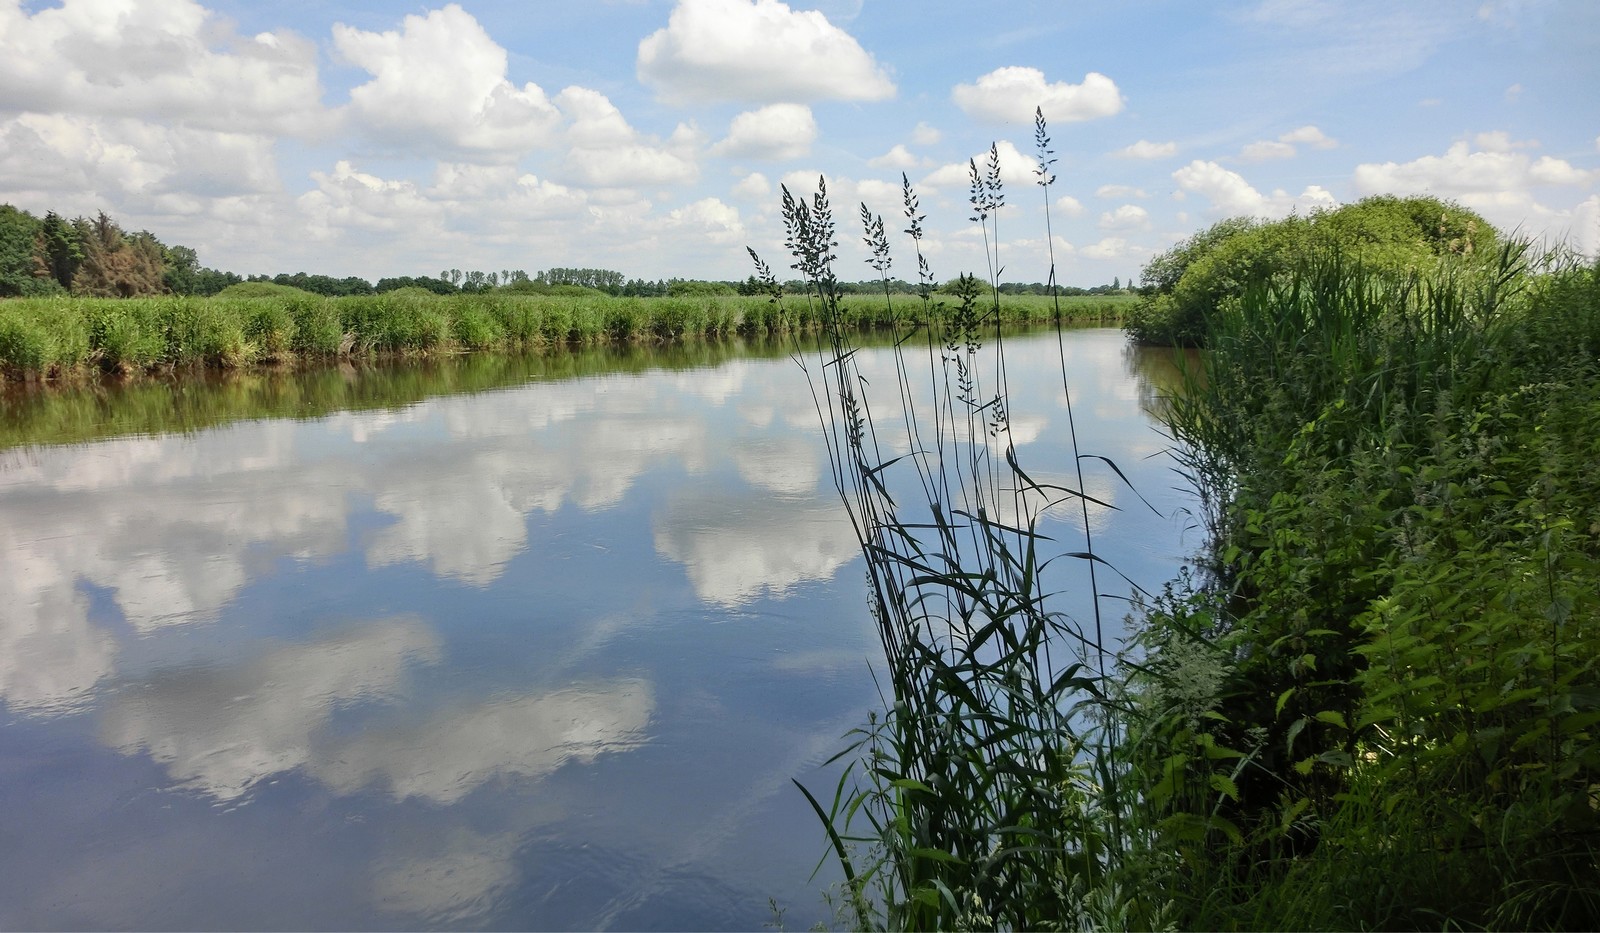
[0,289,1131,382]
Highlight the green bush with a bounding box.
[1132,246,1600,928]
[216,281,316,299]
[0,313,53,375]
[91,304,163,371]
[158,297,245,366]
[1129,197,1495,346]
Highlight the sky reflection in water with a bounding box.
[0,329,1191,929]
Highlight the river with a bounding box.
[0,328,1191,930]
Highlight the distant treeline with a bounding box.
[0,205,243,299]
[2,204,1133,302]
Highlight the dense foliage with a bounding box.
[1126,195,1494,346]
[1126,243,1600,928]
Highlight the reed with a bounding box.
[758,110,1149,930]
[0,289,1130,382]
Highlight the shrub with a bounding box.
[216,281,316,299]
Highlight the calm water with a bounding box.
[0,329,1193,930]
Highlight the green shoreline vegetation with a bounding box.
[0,283,1132,384]
[765,111,1599,930]
[0,327,1088,450]
[0,200,1132,384]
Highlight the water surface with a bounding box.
[0,329,1192,929]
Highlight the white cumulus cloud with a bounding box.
[555,87,700,187]
[1353,140,1598,244]
[1353,141,1595,198]
[1114,140,1177,159]
[1240,125,1338,162]
[1081,237,1139,260]
[1096,184,1150,199]
[1099,204,1150,231]
[921,140,1039,191]
[335,4,563,160]
[1055,195,1085,216]
[1280,125,1338,149]
[733,171,772,200]
[1240,140,1296,161]
[712,103,817,160]
[0,0,324,136]
[637,0,895,104]
[1473,131,1538,152]
[0,113,280,203]
[869,144,923,170]
[1173,160,1337,217]
[951,67,1123,125]
[663,198,747,247]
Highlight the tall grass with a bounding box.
[757,111,1149,929]
[0,289,1131,382]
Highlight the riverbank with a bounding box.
[1130,247,1600,928]
[0,289,1132,382]
[780,228,1600,929]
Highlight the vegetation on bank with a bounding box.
[766,110,1600,930]
[0,289,1131,381]
[1126,194,1497,346]
[1126,240,1600,928]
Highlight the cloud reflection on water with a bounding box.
[653,488,857,608]
[100,614,654,806]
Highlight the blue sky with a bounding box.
[2,0,1596,286]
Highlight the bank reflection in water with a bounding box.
[0,329,1189,929]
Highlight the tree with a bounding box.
[71,213,168,297]
[0,204,59,297]
[160,242,201,294]
[374,274,455,294]
[539,267,626,294]
[39,211,84,290]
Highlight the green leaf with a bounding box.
[1314,710,1348,730]
[1209,774,1240,800]
[906,847,966,865]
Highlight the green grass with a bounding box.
[0,291,1131,382]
